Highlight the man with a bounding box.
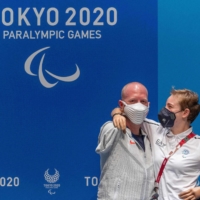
[96,82,155,200]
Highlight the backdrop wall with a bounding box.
[158,0,200,134]
[5,0,200,199]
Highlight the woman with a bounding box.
[112,88,200,200]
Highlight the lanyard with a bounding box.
[155,132,195,186]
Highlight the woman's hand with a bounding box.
[113,114,126,133]
[179,187,200,200]
[111,107,126,133]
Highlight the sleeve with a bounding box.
[95,121,121,154]
[141,118,160,143]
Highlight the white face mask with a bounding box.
[121,101,149,125]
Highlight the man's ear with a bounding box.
[182,108,190,119]
[118,100,124,111]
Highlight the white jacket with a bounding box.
[96,121,155,200]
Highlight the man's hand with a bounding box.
[179,187,200,200]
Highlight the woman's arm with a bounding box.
[179,187,200,200]
[111,107,126,133]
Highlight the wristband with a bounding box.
[112,113,122,118]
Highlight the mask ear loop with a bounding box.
[174,110,183,114]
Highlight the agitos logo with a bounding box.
[24,46,80,88]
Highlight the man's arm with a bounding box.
[95,121,122,154]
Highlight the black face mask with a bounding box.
[158,107,182,128]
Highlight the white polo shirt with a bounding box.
[142,118,200,200]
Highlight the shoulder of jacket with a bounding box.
[100,121,118,132]
[143,118,160,127]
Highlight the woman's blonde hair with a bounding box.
[171,88,200,123]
